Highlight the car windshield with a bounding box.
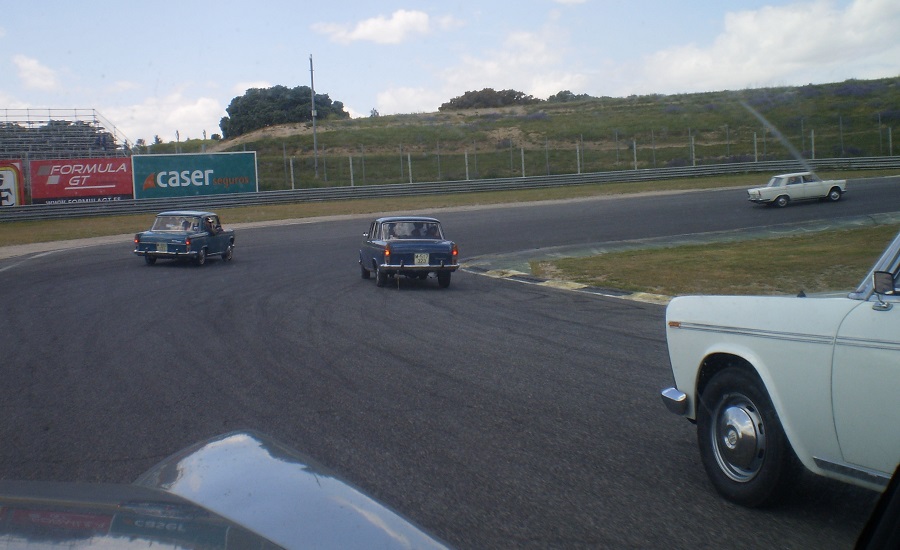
[151,215,199,232]
[383,222,442,240]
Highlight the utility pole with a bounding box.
[310,55,318,178]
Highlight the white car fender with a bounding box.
[690,338,842,477]
[665,295,860,474]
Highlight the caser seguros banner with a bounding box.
[132,152,258,199]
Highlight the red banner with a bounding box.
[30,158,133,204]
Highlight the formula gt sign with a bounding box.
[132,152,258,199]
[30,158,133,204]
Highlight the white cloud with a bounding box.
[0,91,28,109]
[312,10,433,44]
[12,55,59,91]
[103,93,224,142]
[630,0,900,95]
[375,86,448,115]
[437,23,585,103]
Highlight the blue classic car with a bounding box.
[134,210,235,266]
[359,216,459,288]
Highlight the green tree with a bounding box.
[219,85,350,138]
[547,90,593,103]
[438,88,541,111]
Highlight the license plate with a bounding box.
[414,253,429,265]
[156,243,167,252]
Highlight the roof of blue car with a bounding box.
[157,210,217,217]
[375,216,440,223]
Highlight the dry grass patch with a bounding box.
[533,224,900,296]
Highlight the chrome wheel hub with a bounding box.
[712,396,766,482]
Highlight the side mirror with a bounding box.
[872,271,895,311]
[873,271,895,295]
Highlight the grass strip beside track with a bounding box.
[533,224,900,296]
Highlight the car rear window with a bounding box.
[152,216,199,231]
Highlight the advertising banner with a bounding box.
[0,161,24,207]
[30,158,133,204]
[132,152,258,200]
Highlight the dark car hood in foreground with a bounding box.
[0,430,448,549]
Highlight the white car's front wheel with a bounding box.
[827,187,842,202]
[696,367,799,507]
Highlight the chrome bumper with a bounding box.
[660,387,688,416]
[379,262,459,271]
[134,248,198,259]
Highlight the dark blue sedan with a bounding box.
[134,210,235,266]
[359,216,459,288]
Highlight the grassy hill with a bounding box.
[155,77,900,191]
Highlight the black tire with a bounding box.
[375,265,387,287]
[696,367,799,507]
[360,256,371,279]
[827,187,842,202]
[144,255,156,265]
[437,271,451,288]
[222,244,233,262]
[195,248,206,266]
[774,195,789,208]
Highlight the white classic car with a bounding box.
[660,228,900,507]
[747,171,847,207]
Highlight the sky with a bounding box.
[2,0,898,145]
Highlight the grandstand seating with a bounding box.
[0,109,131,160]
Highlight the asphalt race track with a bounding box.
[2,178,899,548]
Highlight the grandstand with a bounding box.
[0,108,132,160]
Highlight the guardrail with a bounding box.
[2,156,898,222]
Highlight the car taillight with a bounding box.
[134,234,140,244]
[452,244,458,259]
[384,244,391,260]
[185,237,191,251]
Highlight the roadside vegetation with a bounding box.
[148,77,900,192]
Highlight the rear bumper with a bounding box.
[378,262,459,273]
[135,249,198,260]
